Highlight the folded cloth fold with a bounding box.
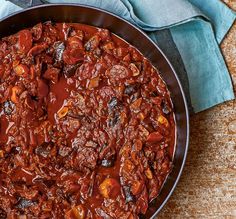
[1,0,235,112]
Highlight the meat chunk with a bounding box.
[73,147,98,171]
[17,29,32,54]
[106,65,131,84]
[43,67,60,83]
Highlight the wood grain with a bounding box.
[157,1,236,218]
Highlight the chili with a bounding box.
[0,22,175,219]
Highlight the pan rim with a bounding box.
[0,3,190,218]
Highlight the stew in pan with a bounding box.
[0,22,175,219]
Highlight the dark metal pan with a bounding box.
[0,4,189,218]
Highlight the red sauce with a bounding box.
[0,22,175,219]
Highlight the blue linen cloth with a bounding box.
[0,0,235,112]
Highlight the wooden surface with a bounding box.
[157,1,236,219]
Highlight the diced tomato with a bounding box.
[146,131,163,142]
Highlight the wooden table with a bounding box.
[158,1,236,218]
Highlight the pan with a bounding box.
[0,4,189,218]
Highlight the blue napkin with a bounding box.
[1,0,235,113]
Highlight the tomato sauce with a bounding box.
[0,22,175,219]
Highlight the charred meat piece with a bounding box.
[15,198,37,209]
[53,41,65,62]
[35,142,54,158]
[108,97,122,110]
[123,185,135,203]
[0,208,6,219]
[101,154,116,168]
[3,100,15,115]
[124,83,140,96]
[63,63,82,78]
